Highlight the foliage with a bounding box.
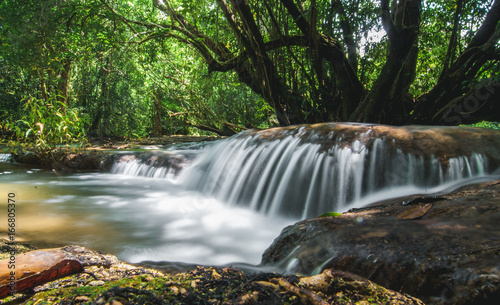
[1,0,500,145]
[144,0,500,125]
[461,121,500,130]
[5,95,88,157]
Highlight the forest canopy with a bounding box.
[1,0,499,143]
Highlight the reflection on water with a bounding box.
[0,161,294,266]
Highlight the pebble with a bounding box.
[191,279,202,288]
[89,280,105,286]
[75,296,90,302]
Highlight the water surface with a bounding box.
[0,160,294,266]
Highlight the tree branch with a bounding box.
[439,0,463,81]
[335,0,358,73]
[381,0,399,46]
[468,0,500,48]
[280,0,312,35]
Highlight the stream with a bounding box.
[0,157,293,267]
[1,124,499,268]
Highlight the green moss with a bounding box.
[23,275,182,305]
[460,121,500,130]
[318,211,342,218]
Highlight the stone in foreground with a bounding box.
[262,180,500,304]
[0,248,83,298]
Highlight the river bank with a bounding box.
[0,241,423,305]
[5,135,223,171]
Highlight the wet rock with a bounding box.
[13,151,108,172]
[0,248,84,298]
[52,152,107,172]
[244,123,500,168]
[261,179,500,304]
[0,245,164,301]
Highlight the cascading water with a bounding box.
[109,152,195,179]
[111,123,499,219]
[0,153,12,162]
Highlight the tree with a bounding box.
[129,0,500,126]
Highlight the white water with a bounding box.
[0,162,293,266]
[0,153,11,162]
[110,159,180,179]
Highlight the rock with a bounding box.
[244,123,500,165]
[75,296,90,302]
[0,244,166,301]
[296,269,424,305]
[0,248,84,298]
[1,255,425,305]
[261,179,500,304]
[13,151,108,172]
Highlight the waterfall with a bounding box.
[110,124,500,218]
[109,151,199,179]
[0,153,12,162]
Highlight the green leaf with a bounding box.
[318,212,342,218]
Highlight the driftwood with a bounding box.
[0,248,83,298]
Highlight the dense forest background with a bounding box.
[1,0,499,150]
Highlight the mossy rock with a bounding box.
[1,251,424,305]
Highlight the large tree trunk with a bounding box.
[152,89,163,136]
[349,0,421,124]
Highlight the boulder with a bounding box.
[261,180,500,304]
[0,248,83,298]
[245,123,500,165]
